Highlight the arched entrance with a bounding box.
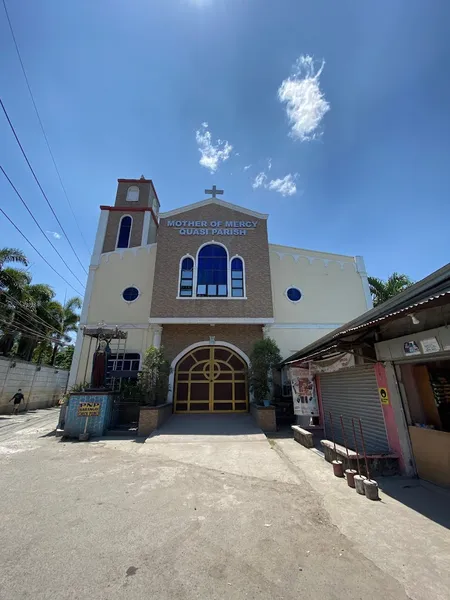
[174,345,248,413]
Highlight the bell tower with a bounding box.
[98,176,160,254]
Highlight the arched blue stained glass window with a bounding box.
[197,244,228,297]
[231,257,244,297]
[179,257,194,297]
[117,216,132,248]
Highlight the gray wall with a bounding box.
[0,357,69,414]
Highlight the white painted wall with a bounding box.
[86,244,157,325]
[0,358,69,414]
[269,244,370,358]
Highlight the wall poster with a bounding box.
[289,367,319,417]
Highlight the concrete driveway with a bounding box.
[0,410,447,600]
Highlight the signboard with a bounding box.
[166,219,258,236]
[420,337,441,354]
[403,341,421,356]
[289,367,319,417]
[378,387,390,405]
[77,402,101,417]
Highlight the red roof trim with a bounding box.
[117,178,151,183]
[100,205,159,227]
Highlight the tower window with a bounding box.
[179,256,194,297]
[126,186,139,202]
[117,215,132,248]
[197,244,228,297]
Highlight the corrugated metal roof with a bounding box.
[337,289,450,336]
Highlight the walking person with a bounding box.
[9,389,24,415]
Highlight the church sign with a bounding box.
[166,220,258,236]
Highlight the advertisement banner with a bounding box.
[289,367,319,417]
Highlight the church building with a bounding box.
[69,177,372,413]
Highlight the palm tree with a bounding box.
[49,296,82,365]
[368,272,414,307]
[16,283,59,361]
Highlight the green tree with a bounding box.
[137,346,171,406]
[249,338,282,405]
[368,272,414,307]
[54,345,75,370]
[48,296,82,365]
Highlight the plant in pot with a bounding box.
[249,338,282,407]
[137,346,171,406]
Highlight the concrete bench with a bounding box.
[320,439,400,477]
[291,425,314,448]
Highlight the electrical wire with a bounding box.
[0,165,86,290]
[0,206,84,296]
[1,0,91,256]
[0,316,70,347]
[0,287,79,338]
[0,98,89,276]
[0,290,66,337]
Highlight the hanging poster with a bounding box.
[289,367,319,417]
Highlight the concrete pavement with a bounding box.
[0,410,448,600]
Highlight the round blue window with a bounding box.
[286,287,302,302]
[122,287,139,302]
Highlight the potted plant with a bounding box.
[137,346,171,406]
[249,338,282,406]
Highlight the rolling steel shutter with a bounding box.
[319,365,389,454]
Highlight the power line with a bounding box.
[0,289,66,337]
[0,165,86,290]
[0,98,89,276]
[0,316,70,347]
[0,206,84,296]
[2,0,92,257]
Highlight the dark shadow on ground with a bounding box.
[40,429,57,438]
[149,414,261,437]
[378,477,450,530]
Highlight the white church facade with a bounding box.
[69,177,372,413]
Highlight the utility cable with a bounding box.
[0,165,86,290]
[0,316,70,347]
[0,0,92,257]
[0,98,89,276]
[0,206,84,296]
[0,290,66,336]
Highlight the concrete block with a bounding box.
[138,403,173,437]
[291,425,314,448]
[354,474,366,495]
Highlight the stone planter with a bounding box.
[250,404,277,432]
[138,403,173,437]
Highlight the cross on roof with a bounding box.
[205,185,224,199]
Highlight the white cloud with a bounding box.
[278,54,330,141]
[267,158,272,171]
[46,230,61,239]
[244,164,252,171]
[252,172,267,189]
[195,123,233,173]
[267,174,297,196]
[252,171,298,196]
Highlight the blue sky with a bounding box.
[1,0,449,303]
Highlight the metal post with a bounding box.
[329,412,343,477]
[340,415,356,487]
[351,418,361,475]
[358,418,371,481]
[83,336,94,385]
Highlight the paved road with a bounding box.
[0,410,447,600]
